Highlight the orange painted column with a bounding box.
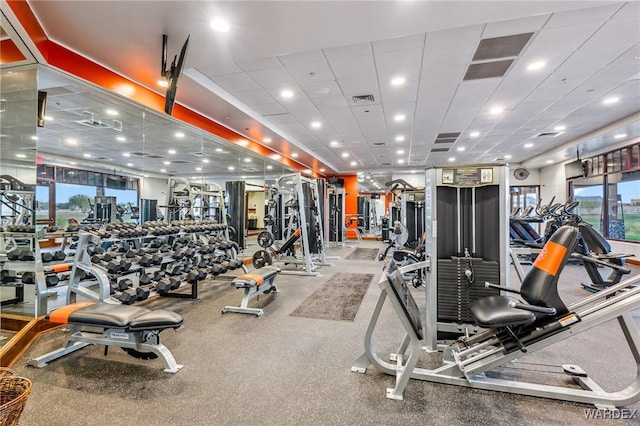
[342,175,358,230]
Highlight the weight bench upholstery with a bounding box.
[232,266,281,288]
[47,302,183,331]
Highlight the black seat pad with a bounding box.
[469,296,535,328]
[67,303,182,330]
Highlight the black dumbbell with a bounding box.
[119,259,132,271]
[116,278,133,291]
[41,252,55,263]
[137,255,154,267]
[21,272,59,287]
[117,289,138,304]
[90,254,122,274]
[86,245,105,256]
[136,286,150,301]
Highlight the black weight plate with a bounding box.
[252,250,273,269]
[257,231,275,248]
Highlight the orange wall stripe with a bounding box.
[0,39,27,64]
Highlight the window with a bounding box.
[573,181,604,233]
[104,188,139,223]
[606,171,640,241]
[55,183,96,228]
[36,184,50,223]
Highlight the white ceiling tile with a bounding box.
[251,102,287,116]
[312,95,349,110]
[423,39,477,66]
[375,48,424,77]
[285,60,335,85]
[373,33,425,53]
[611,1,640,21]
[588,18,640,48]
[544,4,620,29]
[278,50,325,67]
[324,42,372,60]
[264,113,298,125]
[425,24,484,46]
[209,73,261,92]
[379,81,419,104]
[481,14,551,39]
[329,54,377,79]
[455,78,502,97]
[232,89,274,105]
[265,86,308,100]
[246,67,297,89]
[283,98,320,114]
[236,56,282,72]
[301,80,343,99]
[338,75,380,99]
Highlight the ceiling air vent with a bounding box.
[536,132,560,138]
[434,132,460,144]
[74,111,111,129]
[352,94,375,104]
[463,60,513,80]
[131,152,164,159]
[430,148,450,153]
[380,162,391,166]
[372,142,386,146]
[472,33,534,61]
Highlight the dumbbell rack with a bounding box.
[0,229,50,316]
[66,221,245,305]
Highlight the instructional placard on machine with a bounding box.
[441,167,494,186]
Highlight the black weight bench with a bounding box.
[222,266,281,316]
[28,302,184,373]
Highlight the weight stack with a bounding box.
[436,258,500,323]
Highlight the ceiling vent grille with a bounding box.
[372,142,386,146]
[74,111,111,129]
[430,148,450,152]
[131,152,164,159]
[352,94,375,104]
[434,132,460,144]
[472,32,533,61]
[536,132,560,138]
[464,60,513,80]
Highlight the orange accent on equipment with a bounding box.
[48,302,96,324]
[293,228,302,237]
[533,241,567,276]
[48,264,72,274]
[241,274,265,287]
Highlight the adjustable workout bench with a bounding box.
[222,266,281,316]
[28,302,184,373]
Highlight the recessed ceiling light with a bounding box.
[489,106,503,115]
[310,121,322,129]
[291,153,298,158]
[358,178,364,183]
[175,132,185,138]
[126,163,133,167]
[391,76,406,86]
[554,125,566,131]
[30,135,38,140]
[105,109,118,116]
[271,154,281,160]
[244,158,252,162]
[398,159,405,164]
[44,115,53,121]
[319,168,325,172]
[215,148,223,152]
[196,167,202,171]
[303,169,312,174]
[15,154,26,158]
[123,152,131,157]
[448,157,455,162]
[527,61,546,71]
[395,135,405,142]
[241,175,247,179]
[614,133,627,139]
[281,89,294,99]
[469,131,480,138]
[456,147,466,152]
[397,149,405,155]
[69,161,77,165]
[267,165,273,170]
[341,152,349,158]
[203,158,210,163]
[160,168,167,172]
[330,140,339,146]
[263,137,272,143]
[143,174,149,178]
[66,138,78,145]
[394,114,406,122]
[350,161,357,166]
[168,149,176,154]
[228,166,235,171]
[237,139,249,147]
[116,136,126,142]
[158,80,169,88]
[163,161,171,165]
[546,160,554,164]
[83,153,91,158]
[211,17,230,32]
[603,96,619,105]
[504,154,512,159]
[524,143,534,148]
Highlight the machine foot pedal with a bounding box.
[563,364,587,377]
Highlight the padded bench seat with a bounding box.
[48,302,183,331]
[232,266,281,288]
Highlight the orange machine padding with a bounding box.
[293,228,302,237]
[48,302,96,324]
[241,274,265,287]
[533,241,567,276]
[47,264,72,273]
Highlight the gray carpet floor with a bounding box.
[9,240,640,425]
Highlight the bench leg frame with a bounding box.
[222,279,277,317]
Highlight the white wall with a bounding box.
[139,177,168,205]
[0,163,36,185]
[247,190,265,228]
[539,162,567,204]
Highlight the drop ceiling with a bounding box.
[2,1,640,186]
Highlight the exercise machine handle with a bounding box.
[508,300,556,315]
[484,281,521,294]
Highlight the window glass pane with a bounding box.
[573,182,604,234]
[104,188,139,223]
[36,185,49,222]
[613,171,640,241]
[55,183,96,228]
